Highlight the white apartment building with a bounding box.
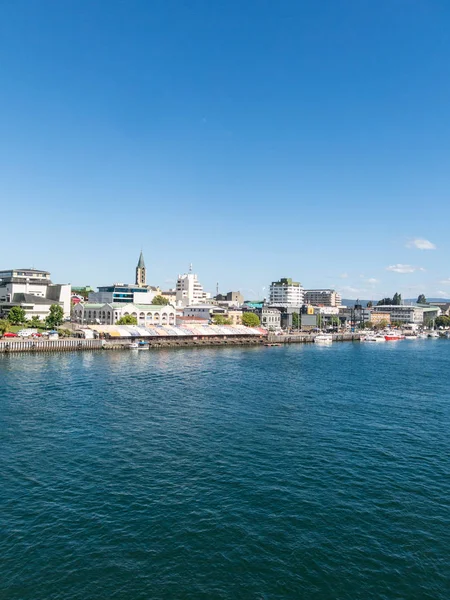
[269,278,304,307]
[176,270,209,307]
[0,268,71,319]
[371,305,424,324]
[304,289,342,307]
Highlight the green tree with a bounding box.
[57,328,72,338]
[367,301,373,308]
[417,294,427,304]
[392,292,402,305]
[117,315,138,325]
[242,312,260,328]
[435,315,450,328]
[152,295,169,306]
[29,316,42,329]
[330,315,340,327]
[292,312,300,329]
[46,304,64,329]
[377,297,393,306]
[8,306,26,325]
[212,314,232,325]
[0,318,10,335]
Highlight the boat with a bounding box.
[417,332,428,339]
[362,334,385,342]
[138,340,150,349]
[384,331,405,341]
[314,333,333,344]
[128,342,139,349]
[428,331,440,338]
[264,343,282,347]
[405,334,418,340]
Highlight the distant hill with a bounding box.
[342,298,450,307]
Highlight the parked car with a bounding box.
[31,332,42,337]
[3,332,18,338]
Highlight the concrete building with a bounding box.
[215,291,244,306]
[161,289,177,305]
[269,278,304,307]
[429,302,450,316]
[176,268,209,307]
[182,305,243,325]
[73,302,176,326]
[0,268,71,320]
[370,312,391,326]
[304,289,342,307]
[255,307,281,331]
[371,305,424,324]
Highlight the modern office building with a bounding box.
[304,289,342,307]
[0,267,71,319]
[269,278,304,307]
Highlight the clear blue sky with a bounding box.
[2,1,450,300]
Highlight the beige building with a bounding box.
[73,302,176,327]
[370,312,391,326]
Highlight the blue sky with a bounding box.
[1,1,450,300]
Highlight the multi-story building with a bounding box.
[72,302,176,326]
[269,278,304,307]
[88,284,158,305]
[0,268,71,319]
[215,291,244,306]
[304,289,342,307]
[371,305,424,324]
[256,307,281,331]
[176,268,209,307]
[370,312,391,326]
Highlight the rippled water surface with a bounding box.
[2,341,450,599]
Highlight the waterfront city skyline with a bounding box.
[2,2,450,299]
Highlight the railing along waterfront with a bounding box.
[267,333,361,344]
[0,338,104,353]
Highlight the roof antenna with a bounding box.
[189,263,193,273]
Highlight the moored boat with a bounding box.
[128,342,139,349]
[384,331,405,341]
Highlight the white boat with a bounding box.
[128,342,139,349]
[405,335,418,340]
[417,332,428,339]
[362,334,385,342]
[314,333,333,344]
[428,331,440,338]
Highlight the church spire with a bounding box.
[136,251,146,286]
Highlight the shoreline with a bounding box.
[0,333,364,354]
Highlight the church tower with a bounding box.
[136,251,146,286]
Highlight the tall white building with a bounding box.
[304,289,342,307]
[176,268,209,307]
[0,268,71,319]
[269,278,304,307]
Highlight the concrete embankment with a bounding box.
[0,336,266,353]
[267,333,361,343]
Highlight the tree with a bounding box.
[367,301,373,308]
[57,328,72,338]
[417,294,427,304]
[46,304,64,329]
[377,297,393,306]
[0,318,10,336]
[29,316,42,329]
[242,312,260,328]
[117,315,138,325]
[392,292,402,305]
[152,295,169,306]
[292,312,300,329]
[435,316,450,328]
[8,306,26,325]
[330,316,340,327]
[212,314,232,325]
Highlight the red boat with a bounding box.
[384,332,405,341]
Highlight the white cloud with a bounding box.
[436,290,450,298]
[366,278,379,285]
[340,286,367,295]
[439,278,450,285]
[339,273,349,279]
[386,264,425,274]
[406,238,437,250]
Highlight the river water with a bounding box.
[1,341,450,599]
